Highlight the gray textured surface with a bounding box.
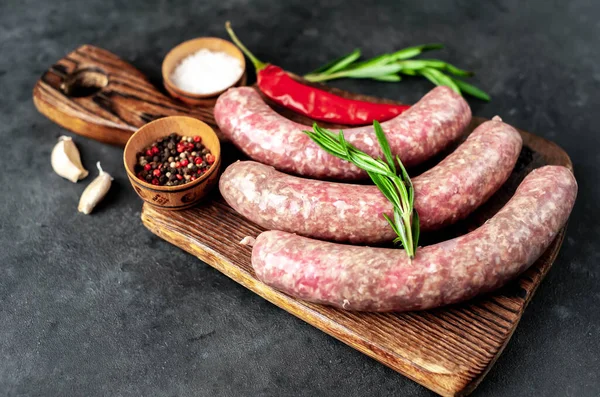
[1,0,599,396]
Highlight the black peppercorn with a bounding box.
[135,132,214,187]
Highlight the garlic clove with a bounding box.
[51,136,89,183]
[78,162,113,215]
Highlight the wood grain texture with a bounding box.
[33,45,220,146]
[34,45,574,396]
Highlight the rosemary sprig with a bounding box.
[304,45,490,101]
[304,122,419,258]
[310,49,362,75]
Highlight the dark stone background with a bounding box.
[1,0,598,396]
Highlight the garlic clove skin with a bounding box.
[78,162,113,215]
[51,136,89,183]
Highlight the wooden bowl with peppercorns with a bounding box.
[123,116,221,210]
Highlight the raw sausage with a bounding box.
[214,86,471,180]
[251,166,577,312]
[220,117,522,244]
[252,166,577,312]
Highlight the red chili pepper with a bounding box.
[257,65,409,125]
[226,23,410,125]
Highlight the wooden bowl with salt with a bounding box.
[162,37,246,105]
[123,116,221,211]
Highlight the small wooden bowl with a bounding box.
[123,116,221,211]
[162,37,246,105]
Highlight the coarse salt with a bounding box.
[170,49,243,95]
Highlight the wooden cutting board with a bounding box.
[34,45,573,397]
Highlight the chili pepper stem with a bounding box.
[225,21,267,71]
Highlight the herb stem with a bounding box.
[304,44,490,101]
[305,123,419,258]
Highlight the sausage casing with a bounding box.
[220,118,522,243]
[214,86,471,180]
[251,166,577,312]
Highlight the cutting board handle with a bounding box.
[33,45,220,146]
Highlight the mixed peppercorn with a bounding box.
[134,133,215,186]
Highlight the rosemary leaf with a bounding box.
[399,69,418,76]
[306,128,348,159]
[408,59,473,77]
[372,74,402,82]
[419,67,461,93]
[383,213,402,239]
[452,78,491,101]
[337,130,351,158]
[310,49,361,75]
[350,152,392,175]
[344,53,393,70]
[442,63,474,77]
[412,210,420,253]
[388,43,444,61]
[337,63,404,79]
[398,59,446,70]
[373,121,396,174]
[396,155,413,208]
[393,209,410,250]
[370,172,402,210]
[396,155,410,182]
